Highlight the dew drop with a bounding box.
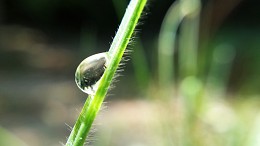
[75,52,108,95]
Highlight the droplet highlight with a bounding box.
[75,52,108,94]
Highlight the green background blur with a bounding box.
[0,0,259,146]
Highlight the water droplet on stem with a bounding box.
[75,52,108,95]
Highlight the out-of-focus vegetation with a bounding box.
[0,0,259,146]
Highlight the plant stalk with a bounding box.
[65,0,147,145]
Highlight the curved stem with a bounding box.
[158,1,184,93]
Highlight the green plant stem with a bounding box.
[178,0,201,78]
[65,0,147,146]
[158,1,183,91]
[177,0,201,145]
[112,0,150,91]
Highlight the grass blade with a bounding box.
[65,0,147,146]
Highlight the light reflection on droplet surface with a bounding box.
[75,52,108,95]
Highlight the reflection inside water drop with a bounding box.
[75,52,108,95]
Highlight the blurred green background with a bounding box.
[0,0,260,146]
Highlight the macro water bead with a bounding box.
[75,52,109,95]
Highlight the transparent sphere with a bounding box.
[75,52,108,94]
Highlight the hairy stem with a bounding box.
[65,0,147,146]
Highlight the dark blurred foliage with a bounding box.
[0,0,259,91]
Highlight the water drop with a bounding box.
[75,52,108,95]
